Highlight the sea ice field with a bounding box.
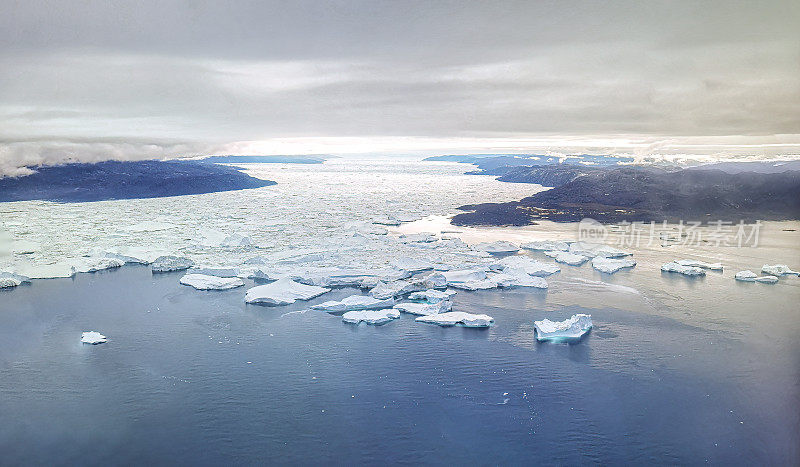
[1,158,799,464]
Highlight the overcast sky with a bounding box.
[1,0,799,175]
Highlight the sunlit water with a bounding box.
[1,159,799,464]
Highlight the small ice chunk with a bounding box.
[180,274,245,290]
[498,256,560,276]
[0,272,31,288]
[245,278,330,306]
[73,257,125,273]
[342,309,400,325]
[442,268,498,290]
[311,295,395,312]
[534,314,593,341]
[675,259,723,271]
[14,263,76,279]
[761,264,800,276]
[568,242,631,258]
[369,279,424,299]
[416,311,494,328]
[755,276,779,284]
[591,257,636,274]
[553,252,589,266]
[734,270,757,282]
[407,289,457,303]
[661,262,705,276]
[391,257,435,272]
[521,240,569,252]
[474,241,519,254]
[422,272,447,289]
[394,300,452,315]
[81,331,107,345]
[151,256,195,273]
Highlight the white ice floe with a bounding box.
[675,259,723,271]
[734,271,778,283]
[369,272,447,299]
[73,257,125,274]
[180,274,245,290]
[81,331,107,345]
[568,242,631,258]
[311,294,395,312]
[591,257,636,274]
[761,264,800,276]
[497,256,560,276]
[474,241,519,254]
[490,268,548,289]
[151,256,195,273]
[245,278,330,306]
[399,233,437,243]
[661,262,705,276]
[553,252,590,266]
[394,300,452,315]
[534,314,593,342]
[342,309,400,325]
[13,263,77,279]
[0,272,31,289]
[442,268,497,290]
[391,257,435,272]
[416,311,494,328]
[521,240,569,252]
[407,289,456,303]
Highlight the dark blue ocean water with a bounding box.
[1,266,798,465]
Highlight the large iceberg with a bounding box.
[416,311,494,328]
[151,256,195,273]
[591,257,636,274]
[342,309,400,325]
[180,274,245,290]
[311,294,395,312]
[474,241,519,254]
[497,256,559,276]
[81,331,107,345]
[553,252,590,266]
[761,264,800,276]
[661,262,705,276]
[534,314,592,341]
[675,259,723,271]
[245,278,330,306]
[520,240,569,252]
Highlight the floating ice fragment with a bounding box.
[553,252,590,266]
[534,314,592,342]
[591,257,636,274]
[521,240,569,252]
[311,295,395,312]
[734,270,757,281]
[661,262,705,276]
[13,263,76,279]
[180,274,245,290]
[490,268,548,289]
[407,289,457,303]
[0,272,31,288]
[675,259,723,271]
[393,300,452,315]
[73,257,125,273]
[761,264,799,276]
[342,309,400,325]
[497,256,560,276]
[152,256,195,273]
[755,276,779,284]
[474,241,519,254]
[245,278,330,306]
[416,311,494,328]
[81,331,107,345]
[568,242,631,258]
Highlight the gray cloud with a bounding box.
[0,0,798,175]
